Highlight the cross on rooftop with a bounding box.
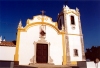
[41,10,45,16]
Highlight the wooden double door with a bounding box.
[36,43,48,63]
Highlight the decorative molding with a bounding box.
[66,11,80,16]
[66,36,71,64]
[17,22,65,35]
[63,11,70,65]
[67,34,83,36]
[81,36,86,61]
[29,38,54,65]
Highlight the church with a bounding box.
[0,5,86,66]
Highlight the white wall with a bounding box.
[68,35,82,61]
[66,13,80,35]
[65,11,83,61]
[0,46,15,61]
[87,61,100,68]
[19,25,63,65]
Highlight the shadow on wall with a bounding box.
[77,61,87,68]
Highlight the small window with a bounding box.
[74,49,78,56]
[70,16,75,25]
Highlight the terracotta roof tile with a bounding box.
[0,41,16,47]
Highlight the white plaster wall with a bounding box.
[19,25,63,65]
[68,35,82,61]
[66,13,80,35]
[0,46,15,61]
[86,61,100,68]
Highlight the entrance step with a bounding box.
[14,65,79,68]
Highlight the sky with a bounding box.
[0,0,100,49]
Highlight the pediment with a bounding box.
[26,15,56,26]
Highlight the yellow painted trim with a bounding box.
[41,16,44,22]
[54,22,58,27]
[67,34,83,36]
[71,61,77,65]
[62,33,67,65]
[14,30,20,61]
[26,19,30,24]
[18,22,65,34]
[67,11,79,16]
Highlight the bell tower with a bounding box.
[57,5,86,65]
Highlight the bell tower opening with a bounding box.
[70,16,75,25]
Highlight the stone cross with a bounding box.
[41,10,45,16]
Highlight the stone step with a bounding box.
[14,65,79,68]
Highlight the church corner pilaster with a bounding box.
[63,10,71,65]
[62,33,67,65]
[14,29,20,62]
[81,36,86,61]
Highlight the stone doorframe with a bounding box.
[30,38,53,65]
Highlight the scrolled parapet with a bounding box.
[63,5,80,16]
[26,19,30,25]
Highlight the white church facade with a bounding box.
[0,5,86,66]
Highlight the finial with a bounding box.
[63,5,65,8]
[76,7,79,12]
[18,20,23,28]
[40,10,46,22]
[3,37,5,41]
[41,10,45,16]
[66,5,69,9]
[0,36,2,43]
[58,13,59,15]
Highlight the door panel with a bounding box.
[36,43,48,63]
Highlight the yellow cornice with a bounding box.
[64,11,80,16]
[67,34,83,36]
[18,22,65,35]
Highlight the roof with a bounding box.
[0,41,16,47]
